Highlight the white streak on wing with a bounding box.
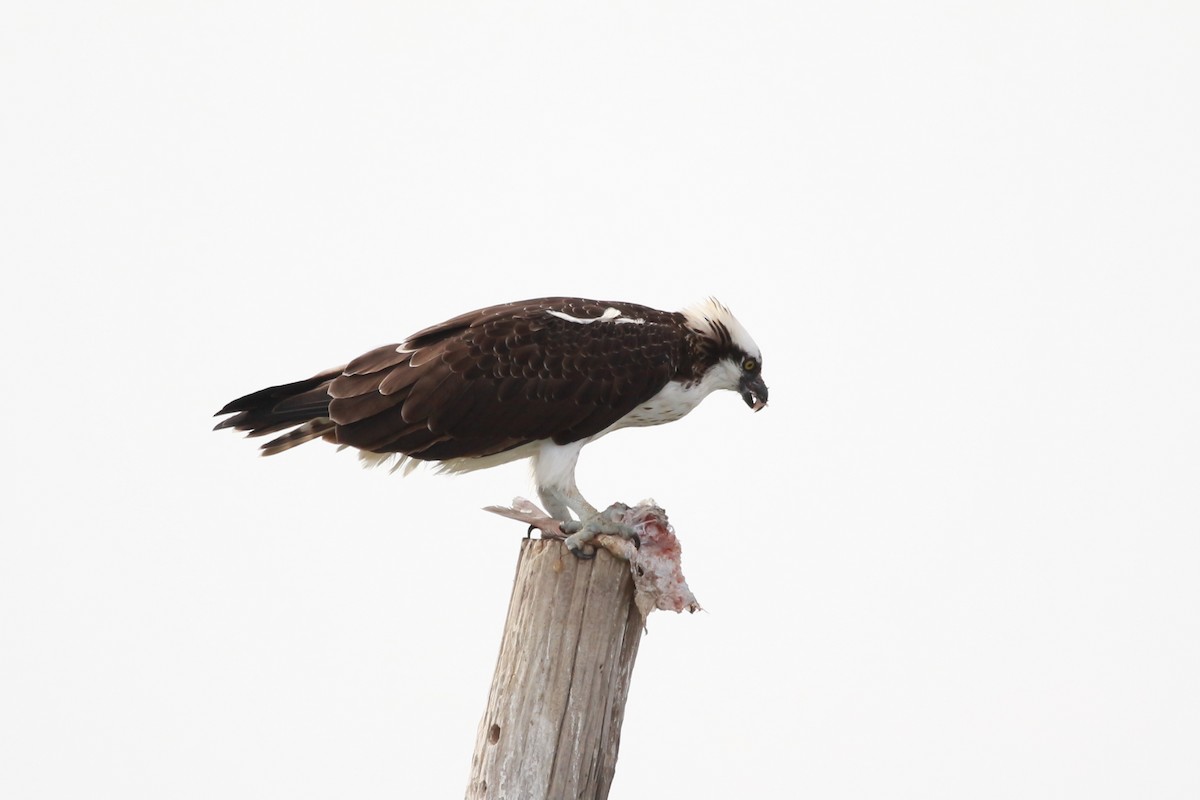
[614,316,645,325]
[547,307,624,324]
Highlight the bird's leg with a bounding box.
[534,442,589,525]
[536,485,581,528]
[533,441,639,559]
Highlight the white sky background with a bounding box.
[2,2,1198,798]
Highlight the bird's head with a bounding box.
[681,298,769,412]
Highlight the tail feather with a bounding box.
[214,368,342,454]
[261,419,338,456]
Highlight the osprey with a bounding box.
[215,297,768,556]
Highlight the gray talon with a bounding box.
[566,539,595,560]
[559,506,639,559]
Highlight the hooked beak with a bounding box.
[740,373,769,412]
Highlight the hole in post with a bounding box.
[488,723,501,744]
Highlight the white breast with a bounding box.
[600,360,741,435]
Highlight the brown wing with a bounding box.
[327,298,688,460]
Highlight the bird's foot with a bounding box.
[561,504,641,560]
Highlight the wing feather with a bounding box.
[401,363,458,424]
[329,370,391,399]
[329,387,401,426]
[345,344,407,375]
[378,363,423,396]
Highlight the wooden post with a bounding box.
[466,538,644,800]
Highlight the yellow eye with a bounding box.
[743,358,757,372]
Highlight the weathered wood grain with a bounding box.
[466,538,643,800]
